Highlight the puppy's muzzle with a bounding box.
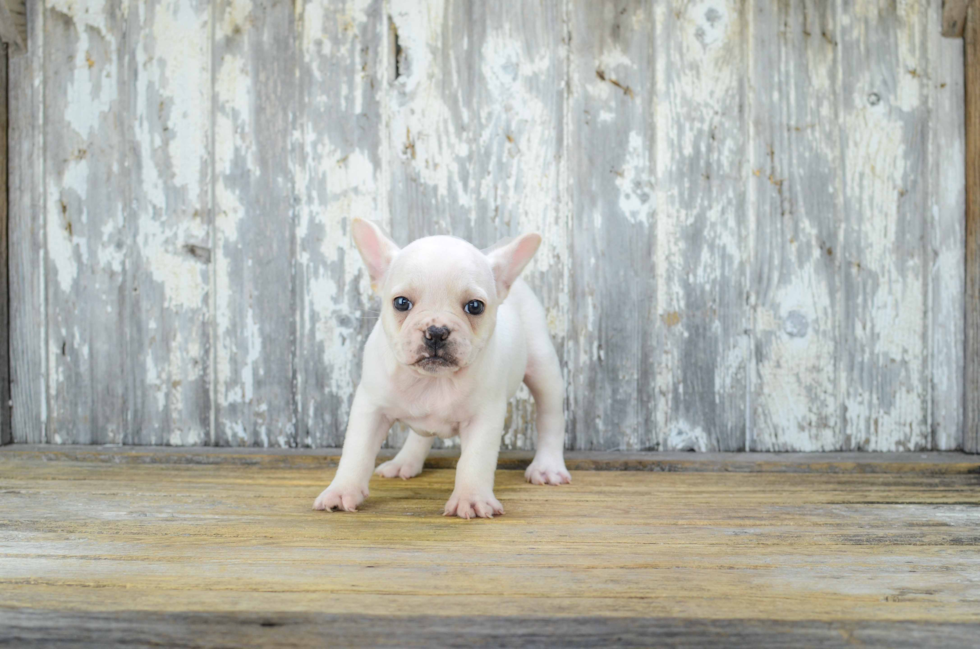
[424,326,451,352]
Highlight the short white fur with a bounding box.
[313,219,570,519]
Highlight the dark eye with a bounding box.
[464,300,485,316]
[393,296,413,312]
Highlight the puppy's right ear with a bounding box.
[351,218,399,292]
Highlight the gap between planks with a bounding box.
[1,446,978,474]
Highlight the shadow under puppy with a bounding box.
[314,219,570,519]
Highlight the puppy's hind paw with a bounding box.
[374,458,424,480]
[525,456,571,486]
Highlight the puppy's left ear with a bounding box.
[486,232,542,299]
[351,218,400,293]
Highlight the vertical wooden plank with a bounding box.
[966,1,980,453]
[0,0,28,53]
[0,42,9,446]
[294,0,385,448]
[43,0,130,444]
[386,0,566,450]
[8,0,43,443]
[213,0,298,447]
[931,0,966,450]
[40,0,212,445]
[125,0,212,445]
[839,0,930,451]
[654,0,749,451]
[943,0,970,38]
[566,0,655,450]
[749,1,841,450]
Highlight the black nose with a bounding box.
[424,326,451,350]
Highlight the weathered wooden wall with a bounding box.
[966,0,979,454]
[7,0,968,451]
[0,42,10,446]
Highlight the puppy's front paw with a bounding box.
[313,483,368,512]
[375,458,424,480]
[443,490,504,520]
[525,455,572,485]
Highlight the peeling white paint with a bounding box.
[14,0,966,451]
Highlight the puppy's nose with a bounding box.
[424,326,451,350]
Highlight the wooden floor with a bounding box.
[1,448,979,647]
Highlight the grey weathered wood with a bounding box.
[3,610,979,649]
[966,2,980,454]
[40,1,212,445]
[43,0,131,443]
[655,0,749,451]
[385,0,566,450]
[4,445,980,475]
[213,0,298,447]
[294,0,386,448]
[0,42,9,446]
[4,0,971,452]
[566,1,654,451]
[932,0,967,450]
[943,0,970,38]
[0,0,27,53]
[8,0,42,444]
[749,0,840,451]
[839,1,931,451]
[125,0,212,445]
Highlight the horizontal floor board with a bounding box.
[0,453,978,639]
[3,446,980,474]
[2,610,980,649]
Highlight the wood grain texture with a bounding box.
[213,0,298,447]
[966,1,980,454]
[655,0,749,451]
[39,0,212,445]
[43,0,130,444]
[943,0,970,38]
[931,0,967,450]
[126,0,213,445]
[0,42,9,446]
[566,1,655,451]
[0,0,27,52]
[839,0,931,451]
[749,0,840,451]
[4,0,970,452]
[7,0,43,444]
[5,445,980,474]
[0,454,979,631]
[3,611,980,649]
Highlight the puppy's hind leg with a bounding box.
[375,430,434,480]
[523,334,571,486]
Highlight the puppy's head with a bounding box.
[351,219,541,376]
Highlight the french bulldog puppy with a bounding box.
[313,219,570,519]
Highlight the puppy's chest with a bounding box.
[385,381,476,439]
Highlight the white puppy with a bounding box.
[313,219,570,519]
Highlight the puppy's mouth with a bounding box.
[412,350,458,370]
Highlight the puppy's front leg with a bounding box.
[444,407,506,519]
[313,389,390,512]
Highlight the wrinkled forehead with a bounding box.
[385,237,495,298]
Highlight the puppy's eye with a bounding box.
[464,300,485,316]
[393,296,413,312]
